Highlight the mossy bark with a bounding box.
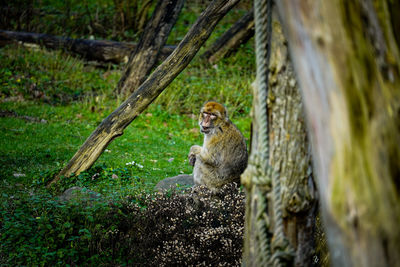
[242,9,317,266]
[49,0,240,186]
[277,0,400,266]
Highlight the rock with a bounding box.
[155,174,195,192]
[58,186,102,202]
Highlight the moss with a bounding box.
[329,0,400,253]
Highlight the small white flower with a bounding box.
[137,164,144,169]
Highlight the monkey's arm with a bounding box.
[188,145,218,167]
[197,148,219,167]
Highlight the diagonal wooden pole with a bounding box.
[49,0,240,186]
[116,0,185,97]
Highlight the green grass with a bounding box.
[0,13,254,263]
[0,43,253,194]
[0,100,198,193]
[0,46,120,104]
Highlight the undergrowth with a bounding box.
[1,0,251,42]
[0,46,120,105]
[1,184,245,266]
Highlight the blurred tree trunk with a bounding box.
[242,7,317,266]
[277,0,400,266]
[116,0,185,97]
[201,9,254,64]
[49,0,240,186]
[0,30,175,64]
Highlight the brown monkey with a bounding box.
[188,101,248,190]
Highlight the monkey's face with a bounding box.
[199,101,227,135]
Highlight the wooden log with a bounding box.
[117,0,185,97]
[49,0,240,186]
[201,9,254,64]
[0,30,176,64]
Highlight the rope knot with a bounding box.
[271,235,295,266]
[241,152,272,188]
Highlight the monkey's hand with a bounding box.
[188,145,201,166]
[188,152,196,166]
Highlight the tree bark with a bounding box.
[201,9,254,64]
[0,30,175,64]
[49,0,240,186]
[268,13,317,266]
[116,0,185,97]
[277,1,400,266]
[242,8,317,266]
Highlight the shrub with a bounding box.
[0,183,245,266]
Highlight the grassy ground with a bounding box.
[0,43,253,195]
[0,3,254,264]
[0,42,254,265]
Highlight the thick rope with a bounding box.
[253,0,273,265]
[254,0,271,160]
[255,187,272,266]
[253,0,294,266]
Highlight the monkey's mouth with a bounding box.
[201,127,211,134]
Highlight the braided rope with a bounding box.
[270,169,295,266]
[253,0,294,266]
[255,187,272,266]
[253,0,273,265]
[254,0,271,160]
[244,153,271,186]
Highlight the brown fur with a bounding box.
[188,101,248,191]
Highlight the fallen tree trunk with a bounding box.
[49,0,240,186]
[201,9,254,64]
[0,30,176,64]
[116,0,185,97]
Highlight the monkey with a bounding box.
[188,101,248,191]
